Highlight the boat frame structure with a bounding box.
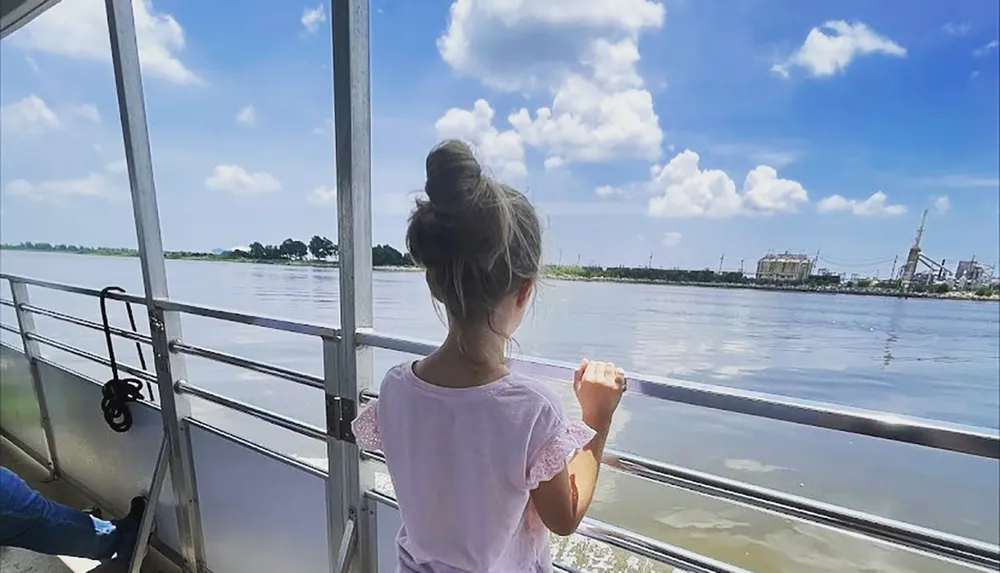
[1,1,999,572]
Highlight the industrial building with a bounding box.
[955,260,990,289]
[756,252,814,282]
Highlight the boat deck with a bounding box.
[0,437,177,573]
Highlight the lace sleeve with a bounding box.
[526,420,596,490]
[351,400,382,451]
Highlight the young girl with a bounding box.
[352,140,626,572]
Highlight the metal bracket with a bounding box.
[334,513,357,573]
[326,395,357,444]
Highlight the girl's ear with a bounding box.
[425,270,442,303]
[515,279,534,309]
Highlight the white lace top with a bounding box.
[352,363,596,572]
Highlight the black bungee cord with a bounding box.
[99,286,150,433]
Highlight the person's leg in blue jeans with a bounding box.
[0,466,143,561]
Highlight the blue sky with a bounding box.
[1,0,998,277]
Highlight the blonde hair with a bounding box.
[406,140,542,338]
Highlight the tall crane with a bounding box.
[899,209,927,289]
[899,208,951,290]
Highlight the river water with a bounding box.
[1,250,997,573]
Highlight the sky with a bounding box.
[1,0,998,277]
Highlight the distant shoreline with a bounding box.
[543,273,999,302]
[3,246,997,302]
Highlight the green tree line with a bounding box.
[1,238,414,267]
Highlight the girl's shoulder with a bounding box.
[496,372,569,423]
[378,361,563,416]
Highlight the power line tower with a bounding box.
[718,253,725,274]
[889,254,898,281]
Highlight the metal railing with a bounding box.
[357,332,999,460]
[2,272,998,573]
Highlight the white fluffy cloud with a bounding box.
[647,150,808,218]
[817,191,906,217]
[772,21,906,78]
[508,71,662,163]
[5,174,112,203]
[0,96,100,135]
[973,40,999,57]
[301,5,326,34]
[934,195,951,214]
[662,231,682,247]
[10,0,199,85]
[742,165,808,213]
[438,0,665,164]
[307,185,337,205]
[434,99,527,180]
[438,0,664,91]
[543,156,565,170]
[205,165,282,195]
[236,105,256,126]
[0,95,60,134]
[943,22,971,36]
[595,185,621,198]
[67,103,101,123]
[3,161,125,204]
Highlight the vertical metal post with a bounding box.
[104,0,206,570]
[360,495,379,572]
[328,0,375,570]
[8,280,60,479]
[129,433,170,573]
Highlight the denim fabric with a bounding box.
[0,466,136,560]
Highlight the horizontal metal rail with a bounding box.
[356,330,1000,460]
[155,298,339,339]
[23,331,155,383]
[10,273,997,457]
[174,380,326,442]
[1,274,146,305]
[357,392,999,570]
[0,297,14,308]
[20,303,153,345]
[186,417,328,481]
[602,452,999,572]
[0,322,19,335]
[363,488,751,573]
[0,274,340,338]
[169,340,325,390]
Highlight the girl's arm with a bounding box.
[529,414,610,536]
[530,359,624,536]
